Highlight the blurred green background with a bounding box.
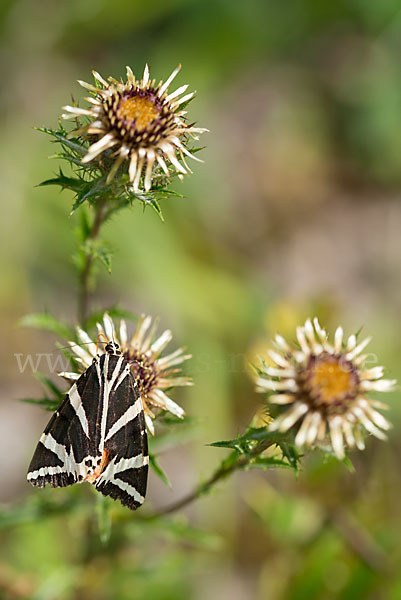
[1,1,401,598]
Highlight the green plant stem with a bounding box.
[147,438,275,518]
[78,199,108,324]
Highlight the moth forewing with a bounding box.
[27,344,149,511]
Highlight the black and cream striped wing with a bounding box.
[27,361,100,488]
[94,354,148,510]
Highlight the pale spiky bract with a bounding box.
[59,314,192,434]
[62,64,207,192]
[254,318,395,459]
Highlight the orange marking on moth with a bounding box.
[85,449,109,483]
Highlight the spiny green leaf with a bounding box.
[21,372,65,412]
[94,245,112,273]
[149,453,171,487]
[147,197,164,221]
[249,359,266,377]
[70,177,109,214]
[131,191,165,221]
[19,313,73,339]
[208,439,243,451]
[48,153,85,167]
[280,441,301,471]
[37,126,88,156]
[247,456,293,470]
[127,187,185,221]
[210,426,300,472]
[151,188,184,199]
[354,325,364,340]
[38,171,83,192]
[20,397,60,412]
[342,455,356,473]
[82,239,113,273]
[34,372,64,399]
[209,427,279,451]
[186,145,206,155]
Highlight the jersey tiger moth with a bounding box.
[27,341,148,510]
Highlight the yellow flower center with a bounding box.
[307,354,358,405]
[118,96,160,130]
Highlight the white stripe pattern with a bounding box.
[105,398,144,442]
[69,384,90,438]
[98,354,124,453]
[97,453,149,504]
[114,362,132,393]
[27,465,65,479]
[27,433,97,481]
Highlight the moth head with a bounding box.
[105,341,122,356]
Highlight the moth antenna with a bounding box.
[96,332,109,356]
[57,341,107,352]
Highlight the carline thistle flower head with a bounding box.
[62,64,207,191]
[254,318,396,459]
[60,314,192,434]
